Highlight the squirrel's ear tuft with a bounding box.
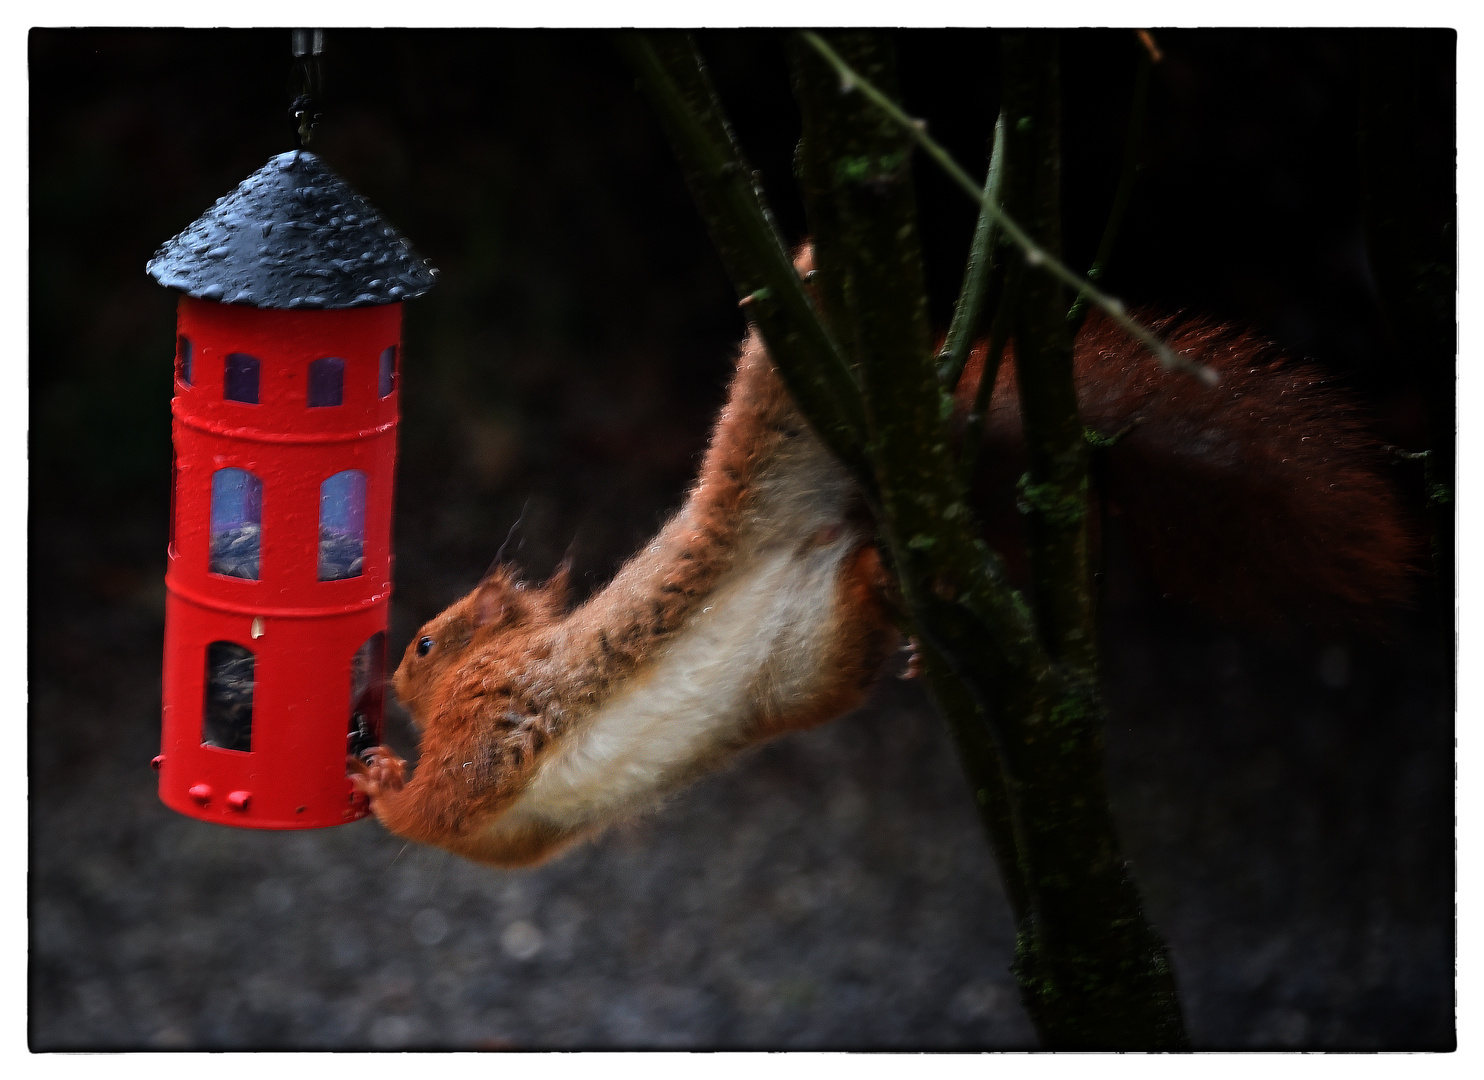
[474,566,518,628]
[476,586,505,628]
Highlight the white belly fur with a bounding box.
[495,433,862,838]
[498,531,858,835]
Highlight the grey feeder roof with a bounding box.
[146,150,437,309]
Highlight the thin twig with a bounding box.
[958,266,1019,487]
[1067,37,1153,330]
[938,110,1008,388]
[802,30,1218,387]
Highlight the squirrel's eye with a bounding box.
[417,636,435,657]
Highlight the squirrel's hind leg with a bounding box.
[750,541,898,742]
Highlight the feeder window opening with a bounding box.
[319,470,367,580]
[379,346,397,398]
[209,468,263,579]
[203,641,254,752]
[178,336,193,386]
[308,357,345,407]
[224,352,261,404]
[347,632,386,762]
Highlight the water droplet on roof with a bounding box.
[148,149,434,306]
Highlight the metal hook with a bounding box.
[289,29,324,148]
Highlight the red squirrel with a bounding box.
[350,257,1418,869]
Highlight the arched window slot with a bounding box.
[203,641,254,752]
[319,470,367,581]
[224,352,260,404]
[209,468,263,579]
[379,346,397,398]
[178,335,193,386]
[347,632,386,763]
[308,357,345,407]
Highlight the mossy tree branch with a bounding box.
[616,31,874,489]
[624,28,1189,1049]
[788,28,1035,927]
[999,32,1095,670]
[988,33,1184,1047]
[790,29,1187,1049]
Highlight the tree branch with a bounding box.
[1067,32,1155,332]
[617,31,875,487]
[800,30,1217,388]
[938,110,1008,389]
[629,28,1189,1048]
[999,32,1096,672]
[956,264,1020,488]
[992,32,1186,1047]
[788,29,1052,685]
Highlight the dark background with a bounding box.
[29,28,1454,1049]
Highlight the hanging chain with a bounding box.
[289,29,324,148]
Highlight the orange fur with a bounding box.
[354,265,1421,870]
[957,313,1420,627]
[353,328,898,866]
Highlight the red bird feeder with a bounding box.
[147,150,436,829]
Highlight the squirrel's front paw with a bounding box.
[349,746,407,801]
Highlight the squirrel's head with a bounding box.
[391,559,572,731]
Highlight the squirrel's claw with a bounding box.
[348,746,407,800]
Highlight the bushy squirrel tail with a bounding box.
[956,312,1422,630]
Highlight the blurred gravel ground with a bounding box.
[28,500,1452,1050]
[30,564,1032,1049]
